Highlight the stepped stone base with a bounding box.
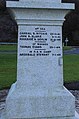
[1,111,78,119]
[0,83,77,119]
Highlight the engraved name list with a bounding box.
[19,26,62,57]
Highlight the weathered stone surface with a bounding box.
[0,89,79,118]
[0,0,76,119]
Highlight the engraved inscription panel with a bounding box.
[19,26,62,57]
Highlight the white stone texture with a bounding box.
[3,83,75,119]
[75,112,79,119]
[17,25,63,89]
[1,0,76,119]
[19,0,61,3]
[6,1,74,10]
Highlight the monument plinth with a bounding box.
[1,0,77,119]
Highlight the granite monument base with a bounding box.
[1,82,77,119]
[0,115,78,119]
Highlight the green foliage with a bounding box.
[62,0,79,45]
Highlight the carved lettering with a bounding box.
[19,26,62,57]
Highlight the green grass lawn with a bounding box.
[0,54,17,89]
[0,44,17,51]
[63,54,79,83]
[0,45,79,90]
[63,46,72,51]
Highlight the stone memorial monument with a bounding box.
[1,0,78,119]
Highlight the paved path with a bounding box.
[0,89,9,117]
[64,48,79,55]
[70,90,79,114]
[0,50,17,54]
